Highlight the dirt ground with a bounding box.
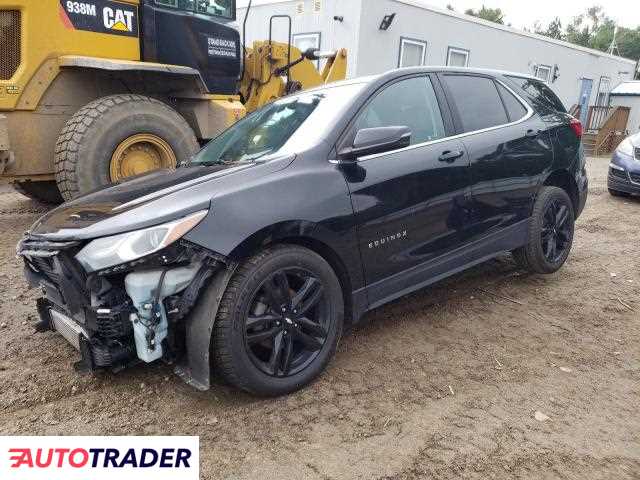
[0,157,638,479]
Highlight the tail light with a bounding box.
[569,117,583,139]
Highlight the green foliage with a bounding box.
[534,17,563,40]
[464,5,505,25]
[535,5,640,70]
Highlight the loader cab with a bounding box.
[141,0,241,95]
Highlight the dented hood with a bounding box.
[28,156,294,241]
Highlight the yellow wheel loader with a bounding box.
[0,0,347,202]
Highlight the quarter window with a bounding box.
[443,75,508,133]
[355,77,446,146]
[447,47,469,67]
[398,38,427,68]
[507,76,567,114]
[496,83,528,121]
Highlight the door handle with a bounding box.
[525,129,541,138]
[438,150,464,163]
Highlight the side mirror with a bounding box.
[339,126,412,161]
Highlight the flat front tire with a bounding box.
[513,186,575,274]
[213,245,344,396]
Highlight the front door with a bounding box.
[341,75,472,305]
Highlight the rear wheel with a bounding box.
[513,186,575,274]
[213,245,344,396]
[54,94,199,201]
[12,181,63,204]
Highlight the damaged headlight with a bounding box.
[75,210,208,272]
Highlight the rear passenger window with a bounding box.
[496,83,528,121]
[443,75,508,132]
[507,76,567,114]
[355,76,446,145]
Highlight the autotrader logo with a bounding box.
[1,436,199,480]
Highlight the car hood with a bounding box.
[28,156,295,240]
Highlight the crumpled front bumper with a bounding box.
[18,232,232,390]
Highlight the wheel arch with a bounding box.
[227,222,357,328]
[7,59,210,181]
[542,169,579,215]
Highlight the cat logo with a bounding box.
[103,6,135,33]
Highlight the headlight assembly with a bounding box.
[75,210,208,272]
[616,137,634,158]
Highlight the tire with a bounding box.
[212,245,344,396]
[13,181,63,204]
[609,188,630,198]
[513,186,575,274]
[54,94,199,201]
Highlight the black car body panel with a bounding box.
[18,67,588,390]
[29,155,295,240]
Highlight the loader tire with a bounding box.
[13,181,63,204]
[54,94,199,201]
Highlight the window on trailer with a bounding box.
[596,76,611,106]
[399,38,427,68]
[447,47,469,67]
[293,33,321,69]
[534,65,552,83]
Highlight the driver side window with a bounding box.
[355,76,446,145]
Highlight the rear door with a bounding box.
[340,75,473,304]
[439,73,553,242]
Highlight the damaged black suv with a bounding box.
[18,68,587,396]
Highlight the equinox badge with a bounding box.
[369,230,407,249]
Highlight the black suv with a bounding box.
[18,68,587,396]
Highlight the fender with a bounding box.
[16,55,209,111]
[174,261,238,391]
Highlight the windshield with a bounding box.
[189,82,366,166]
[155,0,234,20]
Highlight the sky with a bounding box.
[237,0,640,30]
[424,0,640,30]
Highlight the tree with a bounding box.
[534,5,640,74]
[534,17,563,39]
[545,18,564,40]
[464,5,505,25]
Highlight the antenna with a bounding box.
[607,25,620,56]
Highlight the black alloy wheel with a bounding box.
[244,268,330,377]
[512,186,575,274]
[541,199,572,263]
[211,245,344,396]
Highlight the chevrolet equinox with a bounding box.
[18,67,588,396]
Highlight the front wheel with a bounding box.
[213,245,344,396]
[513,186,575,274]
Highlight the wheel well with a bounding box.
[231,235,355,328]
[543,170,579,215]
